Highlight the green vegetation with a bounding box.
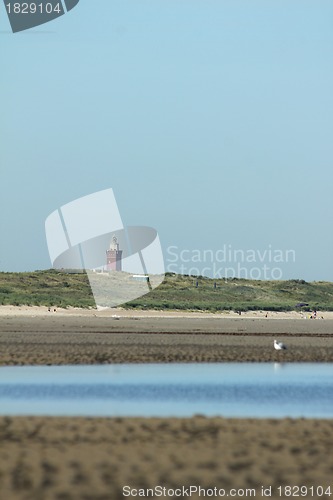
[0,270,93,309]
[0,270,333,312]
[127,273,333,312]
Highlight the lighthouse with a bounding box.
[106,235,123,271]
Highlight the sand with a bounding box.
[0,416,332,500]
[0,308,332,364]
[0,307,332,499]
[1,305,333,319]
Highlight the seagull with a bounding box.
[274,339,287,350]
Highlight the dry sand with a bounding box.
[0,307,332,499]
[0,416,332,500]
[1,305,333,319]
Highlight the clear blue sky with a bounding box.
[1,0,332,280]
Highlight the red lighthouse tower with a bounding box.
[106,235,123,271]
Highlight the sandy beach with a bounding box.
[0,307,332,499]
[0,416,332,500]
[0,306,332,364]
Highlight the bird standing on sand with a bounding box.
[274,339,287,350]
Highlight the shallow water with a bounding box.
[0,363,332,418]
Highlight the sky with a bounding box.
[1,0,333,281]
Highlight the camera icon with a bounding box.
[45,188,165,308]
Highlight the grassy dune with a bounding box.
[0,270,332,312]
[130,273,333,312]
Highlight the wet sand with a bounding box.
[0,312,333,364]
[0,416,332,500]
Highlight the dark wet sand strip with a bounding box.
[0,316,333,364]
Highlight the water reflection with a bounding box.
[273,362,286,371]
[0,363,332,418]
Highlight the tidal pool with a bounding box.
[0,363,332,418]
